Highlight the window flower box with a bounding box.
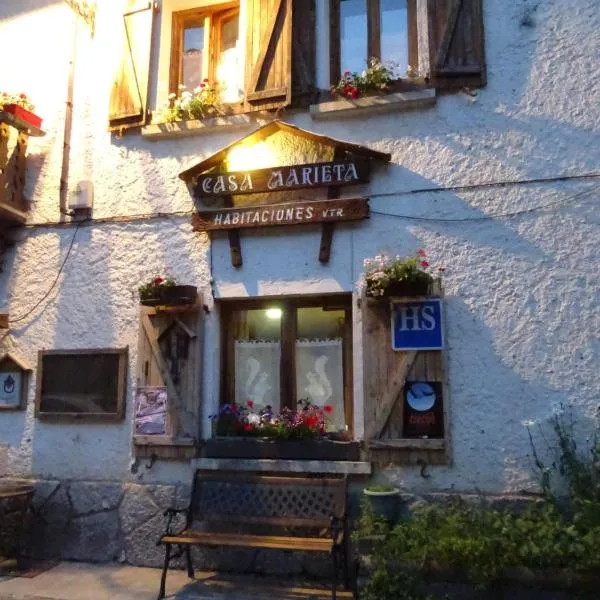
[1,104,42,130]
[205,437,361,461]
[139,276,197,306]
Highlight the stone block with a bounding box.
[119,484,160,536]
[62,510,122,562]
[146,484,175,511]
[68,481,123,516]
[124,512,171,568]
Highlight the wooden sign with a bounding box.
[192,198,369,231]
[193,160,369,198]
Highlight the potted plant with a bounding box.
[158,81,223,124]
[206,399,360,460]
[363,484,401,523]
[360,249,443,298]
[330,58,395,100]
[138,276,197,306]
[0,92,42,129]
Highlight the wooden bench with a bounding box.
[157,470,349,600]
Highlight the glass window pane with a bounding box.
[340,0,367,74]
[233,308,281,412]
[381,0,408,77]
[296,308,347,432]
[217,14,242,102]
[182,26,204,90]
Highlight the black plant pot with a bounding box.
[384,280,430,297]
[363,488,401,523]
[140,285,197,307]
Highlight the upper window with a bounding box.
[221,296,354,436]
[170,3,242,103]
[35,348,128,421]
[331,0,416,83]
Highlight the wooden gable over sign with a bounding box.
[179,120,390,266]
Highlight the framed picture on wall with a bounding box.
[134,386,168,436]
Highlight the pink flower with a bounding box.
[247,400,254,408]
[418,249,426,257]
[420,261,429,268]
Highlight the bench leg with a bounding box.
[157,543,171,600]
[185,545,194,579]
[331,549,338,600]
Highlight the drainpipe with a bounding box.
[59,13,78,217]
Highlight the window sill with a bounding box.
[141,114,253,141]
[368,438,445,451]
[192,457,372,475]
[310,88,436,120]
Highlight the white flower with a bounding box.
[178,84,186,90]
[193,86,202,94]
[168,92,177,100]
[248,413,261,425]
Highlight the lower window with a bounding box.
[221,296,353,435]
[35,348,128,420]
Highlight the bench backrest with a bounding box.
[187,471,347,529]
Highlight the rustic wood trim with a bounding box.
[407,0,418,71]
[367,0,381,61]
[319,147,343,263]
[369,438,445,450]
[178,119,390,181]
[433,0,462,70]
[280,304,296,410]
[35,348,128,421]
[195,471,346,487]
[141,313,193,438]
[366,350,417,440]
[133,435,195,446]
[329,0,341,85]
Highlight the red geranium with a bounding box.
[323,405,333,414]
[418,249,426,257]
[247,400,254,408]
[153,276,164,285]
[420,261,429,268]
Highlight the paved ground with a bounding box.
[0,562,352,600]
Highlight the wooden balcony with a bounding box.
[0,111,45,225]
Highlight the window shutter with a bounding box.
[108,1,154,132]
[291,0,315,105]
[244,0,293,111]
[431,0,486,89]
[362,281,450,466]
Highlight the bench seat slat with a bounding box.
[160,531,337,552]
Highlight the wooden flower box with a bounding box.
[205,437,361,461]
[1,105,42,129]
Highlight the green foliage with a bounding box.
[138,275,176,301]
[330,58,394,99]
[356,414,600,595]
[159,82,221,123]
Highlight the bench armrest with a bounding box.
[162,507,188,537]
[329,514,347,544]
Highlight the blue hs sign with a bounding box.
[392,299,444,351]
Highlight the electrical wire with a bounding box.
[370,182,600,223]
[9,218,87,324]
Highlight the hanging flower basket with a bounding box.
[1,104,42,129]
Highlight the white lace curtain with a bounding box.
[234,338,346,431]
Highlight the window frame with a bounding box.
[220,295,354,436]
[169,2,240,97]
[329,0,418,86]
[35,348,128,422]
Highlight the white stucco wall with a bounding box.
[0,0,598,495]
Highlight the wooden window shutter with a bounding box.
[291,0,316,105]
[362,281,450,466]
[135,306,203,452]
[108,1,154,132]
[244,0,293,111]
[430,0,486,89]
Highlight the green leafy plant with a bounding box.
[330,58,394,99]
[159,81,221,123]
[0,92,35,112]
[138,276,176,301]
[360,249,443,297]
[365,484,398,493]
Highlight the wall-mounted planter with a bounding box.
[140,285,197,307]
[367,280,431,298]
[1,105,42,129]
[205,437,361,461]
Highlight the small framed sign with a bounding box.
[391,299,444,351]
[134,386,168,436]
[0,353,31,410]
[403,381,444,438]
